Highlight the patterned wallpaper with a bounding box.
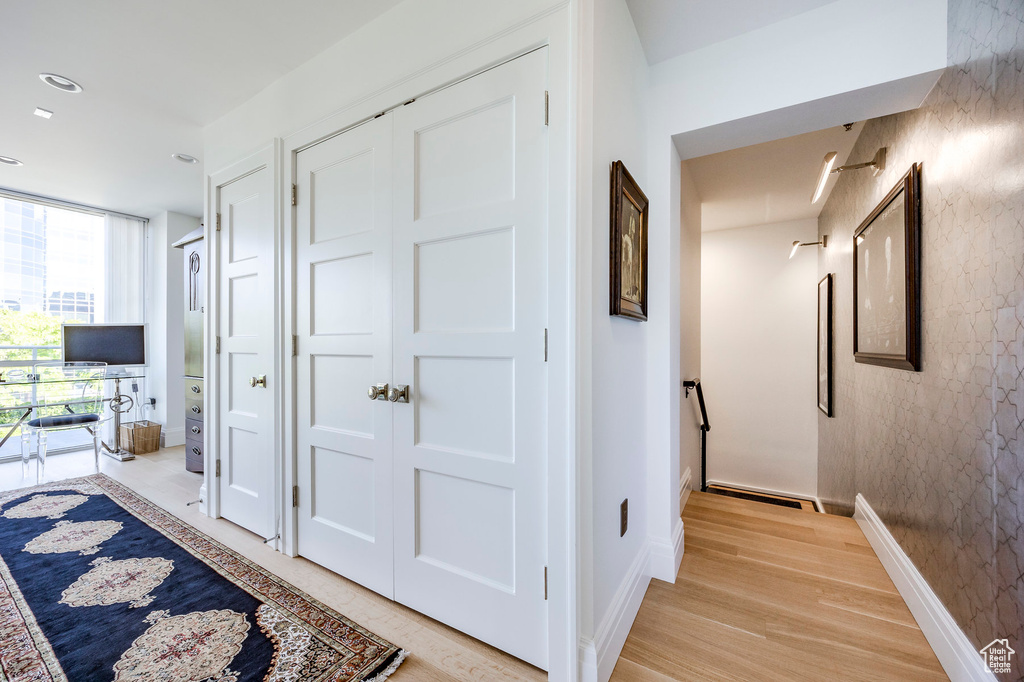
[817,0,1023,667]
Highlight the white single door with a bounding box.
[217,166,276,539]
[294,114,395,598]
[391,49,549,668]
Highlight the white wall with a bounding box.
[678,160,701,495]
[575,1,655,680]
[146,210,199,447]
[649,0,947,157]
[204,0,566,173]
[700,219,818,497]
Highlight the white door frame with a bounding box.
[278,11,576,680]
[204,141,286,545]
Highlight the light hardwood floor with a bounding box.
[0,446,545,681]
[3,451,949,681]
[610,491,948,681]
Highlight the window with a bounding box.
[0,194,146,458]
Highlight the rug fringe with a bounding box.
[362,649,408,682]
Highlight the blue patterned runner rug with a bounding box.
[0,474,407,681]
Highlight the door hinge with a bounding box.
[215,213,221,231]
[292,485,299,508]
[544,91,549,126]
[291,184,297,206]
[215,336,221,354]
[215,460,221,477]
[544,566,548,600]
[292,335,298,357]
[544,328,548,362]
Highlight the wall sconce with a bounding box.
[811,147,887,203]
[790,234,828,258]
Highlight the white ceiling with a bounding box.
[687,122,866,232]
[625,0,840,65]
[0,0,401,218]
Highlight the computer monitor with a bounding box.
[62,323,147,371]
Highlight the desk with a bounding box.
[0,371,145,461]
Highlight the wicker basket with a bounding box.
[120,420,161,455]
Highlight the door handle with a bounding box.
[388,384,410,403]
[249,375,267,388]
[367,383,389,401]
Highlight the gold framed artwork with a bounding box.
[610,160,649,320]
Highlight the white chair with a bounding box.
[20,362,111,483]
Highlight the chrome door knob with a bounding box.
[368,383,389,401]
[388,385,410,403]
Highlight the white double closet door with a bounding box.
[294,49,550,668]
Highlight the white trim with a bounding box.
[813,496,826,514]
[679,466,692,510]
[854,494,995,682]
[648,517,684,583]
[161,426,185,448]
[579,542,651,682]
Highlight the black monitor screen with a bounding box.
[62,324,147,367]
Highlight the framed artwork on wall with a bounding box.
[853,163,921,371]
[818,273,834,417]
[610,160,649,320]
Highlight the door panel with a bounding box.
[217,167,275,539]
[295,114,395,599]
[392,49,549,668]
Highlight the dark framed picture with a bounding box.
[818,273,833,417]
[610,160,649,320]
[853,163,921,371]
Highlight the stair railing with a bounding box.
[682,378,710,492]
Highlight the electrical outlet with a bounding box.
[620,498,628,537]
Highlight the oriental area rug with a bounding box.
[0,474,407,681]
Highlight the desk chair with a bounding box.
[20,362,111,483]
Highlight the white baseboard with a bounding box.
[647,516,684,583]
[580,541,651,682]
[161,427,185,448]
[854,494,995,682]
[679,466,692,511]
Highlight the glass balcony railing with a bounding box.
[0,345,92,460]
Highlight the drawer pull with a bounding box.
[191,405,201,414]
[191,426,200,434]
[191,447,201,456]
[191,385,201,394]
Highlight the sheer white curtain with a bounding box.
[103,214,146,323]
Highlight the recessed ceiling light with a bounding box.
[0,156,24,166]
[39,73,83,93]
[172,153,199,164]
[34,107,53,119]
